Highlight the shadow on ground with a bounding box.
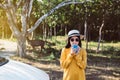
[35,53,120,80]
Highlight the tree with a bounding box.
[0,0,87,58]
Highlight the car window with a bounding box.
[0,57,8,66]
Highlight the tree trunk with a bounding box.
[96,9,105,53]
[10,33,13,40]
[43,22,47,39]
[65,26,67,35]
[17,36,26,58]
[2,26,4,39]
[50,27,52,37]
[54,27,56,36]
[96,20,104,53]
[84,21,88,49]
[84,0,88,50]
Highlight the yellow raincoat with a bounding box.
[60,48,87,80]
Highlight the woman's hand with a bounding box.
[71,47,80,55]
[70,46,80,55]
[70,52,76,56]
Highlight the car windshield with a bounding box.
[0,57,8,66]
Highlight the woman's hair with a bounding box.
[65,36,82,48]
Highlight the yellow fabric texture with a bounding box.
[60,48,87,80]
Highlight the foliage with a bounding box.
[26,0,120,41]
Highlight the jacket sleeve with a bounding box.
[75,49,87,69]
[60,48,73,69]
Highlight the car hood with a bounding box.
[0,60,49,80]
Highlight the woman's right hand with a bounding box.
[70,48,77,56]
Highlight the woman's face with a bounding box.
[70,36,79,46]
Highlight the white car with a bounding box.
[0,57,49,80]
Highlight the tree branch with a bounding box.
[16,0,22,8]
[6,10,21,37]
[21,1,28,34]
[28,0,33,17]
[0,3,6,9]
[1,0,21,37]
[27,1,85,33]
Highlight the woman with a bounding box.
[60,30,87,80]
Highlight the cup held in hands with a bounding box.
[72,44,79,54]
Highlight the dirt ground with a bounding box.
[32,56,120,80]
[0,39,120,80]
